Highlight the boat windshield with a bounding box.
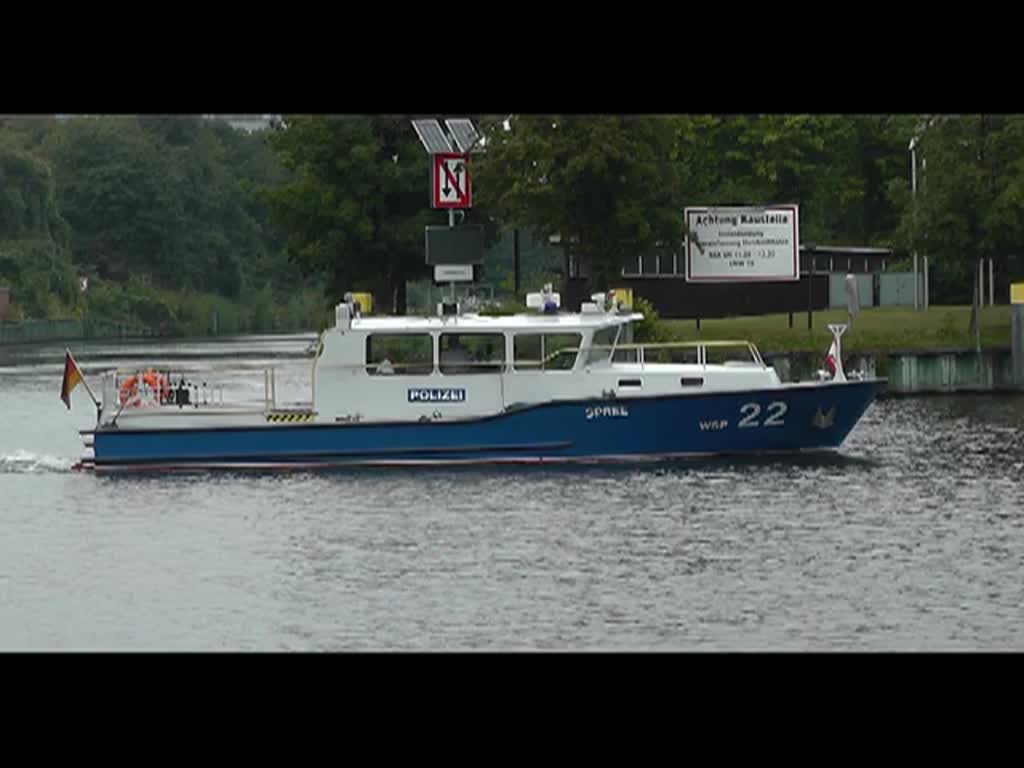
[585,324,621,366]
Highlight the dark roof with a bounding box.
[799,245,893,256]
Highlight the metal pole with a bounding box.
[513,228,520,296]
[807,247,814,330]
[447,207,456,304]
[911,141,919,311]
[1013,300,1024,388]
[924,256,929,310]
[913,253,919,310]
[979,258,985,311]
[989,257,995,306]
[976,258,982,356]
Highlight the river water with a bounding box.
[1,336,1022,651]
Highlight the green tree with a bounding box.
[45,116,181,285]
[476,115,683,291]
[888,115,1024,336]
[0,115,322,331]
[0,139,77,318]
[675,115,908,246]
[262,115,438,314]
[214,121,300,294]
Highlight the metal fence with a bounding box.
[878,273,926,307]
[828,273,875,309]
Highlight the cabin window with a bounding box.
[513,333,582,371]
[704,345,758,366]
[439,333,505,375]
[365,334,434,376]
[644,346,699,364]
[612,346,640,363]
[585,326,620,366]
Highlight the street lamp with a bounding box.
[805,243,816,330]
[910,118,945,312]
[910,136,919,311]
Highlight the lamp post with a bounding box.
[910,136,919,311]
[911,118,944,312]
[513,228,520,297]
[806,243,816,330]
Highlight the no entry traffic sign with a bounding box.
[432,153,472,209]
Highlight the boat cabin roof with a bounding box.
[345,311,644,334]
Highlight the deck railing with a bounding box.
[589,340,766,369]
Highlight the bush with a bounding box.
[631,295,670,343]
[478,299,528,316]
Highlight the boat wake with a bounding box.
[0,450,75,474]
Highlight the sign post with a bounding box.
[1012,282,1024,388]
[807,244,815,330]
[411,118,485,303]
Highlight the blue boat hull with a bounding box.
[83,379,885,471]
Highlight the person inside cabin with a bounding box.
[377,357,394,375]
[441,336,472,374]
[479,339,500,373]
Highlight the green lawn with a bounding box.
[660,305,1013,354]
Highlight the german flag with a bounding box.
[60,349,85,410]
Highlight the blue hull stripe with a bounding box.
[88,440,576,465]
[88,380,885,470]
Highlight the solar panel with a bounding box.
[444,118,483,154]
[411,119,453,154]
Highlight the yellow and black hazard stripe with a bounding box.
[265,412,316,423]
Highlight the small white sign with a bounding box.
[685,205,799,282]
[434,264,474,282]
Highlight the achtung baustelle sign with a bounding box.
[684,205,800,282]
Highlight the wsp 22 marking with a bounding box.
[737,401,787,428]
[699,419,729,431]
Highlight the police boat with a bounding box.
[70,286,885,472]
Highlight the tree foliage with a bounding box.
[473,114,917,292]
[0,135,76,318]
[476,115,683,290]
[4,112,1022,335]
[0,115,310,324]
[888,115,1024,309]
[261,115,443,314]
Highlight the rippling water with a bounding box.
[1,337,1022,651]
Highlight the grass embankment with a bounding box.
[661,306,1013,355]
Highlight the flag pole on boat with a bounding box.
[61,347,100,413]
